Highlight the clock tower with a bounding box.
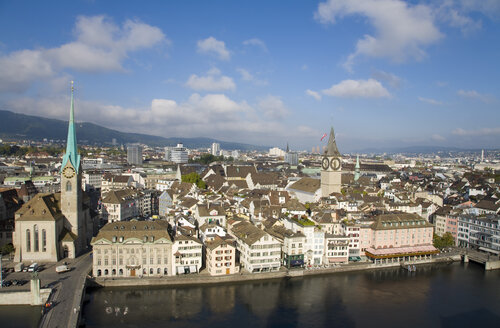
[321,126,342,197]
[60,81,83,249]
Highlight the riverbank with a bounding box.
[92,255,461,288]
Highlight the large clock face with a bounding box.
[322,157,329,170]
[63,166,76,179]
[330,158,341,171]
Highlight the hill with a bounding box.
[0,110,267,151]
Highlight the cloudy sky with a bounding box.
[0,1,499,152]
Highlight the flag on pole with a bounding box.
[320,133,327,141]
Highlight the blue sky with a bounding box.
[0,0,499,152]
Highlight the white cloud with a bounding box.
[185,68,236,91]
[452,127,500,136]
[306,89,322,101]
[322,79,391,98]
[457,89,494,103]
[371,70,402,88]
[418,97,443,105]
[315,0,442,70]
[431,134,446,141]
[6,93,293,145]
[236,68,268,86]
[197,37,230,60]
[242,38,268,52]
[0,15,167,93]
[258,95,288,119]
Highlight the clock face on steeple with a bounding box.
[63,166,76,179]
[330,157,341,171]
[322,157,329,170]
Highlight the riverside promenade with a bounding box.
[94,254,461,288]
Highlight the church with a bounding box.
[286,126,343,202]
[14,83,95,262]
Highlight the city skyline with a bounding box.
[1,1,499,152]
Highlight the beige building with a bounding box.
[205,237,238,276]
[14,85,94,263]
[229,221,281,273]
[91,221,173,277]
[101,189,142,222]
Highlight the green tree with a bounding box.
[181,172,206,189]
[433,233,455,249]
[1,243,14,256]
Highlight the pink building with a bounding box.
[364,213,438,264]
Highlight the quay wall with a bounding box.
[0,288,51,305]
[94,256,460,288]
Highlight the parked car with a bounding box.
[1,280,12,287]
[28,263,39,272]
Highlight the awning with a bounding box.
[365,245,438,259]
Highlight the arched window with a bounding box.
[104,269,109,276]
[33,225,39,252]
[112,269,116,275]
[157,268,161,274]
[26,229,31,252]
[150,268,153,274]
[66,181,72,192]
[42,229,47,252]
[97,269,102,276]
[164,268,168,275]
[119,269,123,275]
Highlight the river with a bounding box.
[81,262,500,328]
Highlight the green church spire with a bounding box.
[61,81,80,172]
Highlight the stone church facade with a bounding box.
[14,83,94,263]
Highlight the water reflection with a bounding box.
[83,263,500,328]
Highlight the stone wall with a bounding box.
[0,288,51,305]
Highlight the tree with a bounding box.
[181,172,206,189]
[433,233,455,249]
[1,243,14,256]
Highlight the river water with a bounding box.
[81,262,500,328]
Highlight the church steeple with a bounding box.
[325,126,340,156]
[354,155,360,182]
[61,81,80,172]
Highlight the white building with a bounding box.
[171,143,189,164]
[211,143,220,156]
[269,147,285,157]
[283,217,325,265]
[172,234,203,274]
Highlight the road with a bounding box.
[36,252,92,328]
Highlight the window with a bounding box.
[42,229,46,252]
[66,181,72,192]
[26,229,31,252]
[34,225,39,252]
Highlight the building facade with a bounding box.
[127,144,143,165]
[91,221,173,277]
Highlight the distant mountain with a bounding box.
[0,110,267,151]
[355,145,487,154]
